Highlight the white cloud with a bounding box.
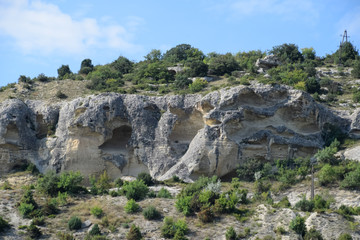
[0,0,142,55]
[219,0,318,21]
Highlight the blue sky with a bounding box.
[0,0,359,87]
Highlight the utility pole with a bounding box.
[338,30,351,65]
[310,156,317,200]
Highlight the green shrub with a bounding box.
[90,206,103,218]
[225,226,237,240]
[175,195,193,216]
[89,224,101,236]
[338,233,353,240]
[274,226,286,235]
[57,171,83,194]
[337,205,360,221]
[121,180,149,201]
[96,171,111,195]
[114,178,124,188]
[143,206,161,220]
[352,60,360,78]
[37,171,59,196]
[32,216,45,226]
[148,190,157,198]
[290,216,306,236]
[68,216,82,230]
[237,158,263,181]
[189,78,208,93]
[314,195,331,210]
[161,217,188,239]
[56,232,75,240]
[304,228,323,240]
[109,190,119,197]
[341,166,360,190]
[274,196,291,208]
[42,198,59,216]
[0,216,10,232]
[157,187,172,198]
[315,139,339,164]
[137,172,153,186]
[124,199,140,214]
[126,224,142,240]
[295,197,314,212]
[19,203,35,218]
[56,90,67,99]
[27,223,42,239]
[199,190,218,208]
[318,164,337,186]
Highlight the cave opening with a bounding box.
[99,125,132,154]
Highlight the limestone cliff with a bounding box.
[0,84,350,181]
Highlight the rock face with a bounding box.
[255,55,281,72]
[0,84,350,181]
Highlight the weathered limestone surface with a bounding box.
[0,84,351,181]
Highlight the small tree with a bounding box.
[79,59,94,74]
[57,65,72,79]
[352,60,360,78]
[126,224,142,240]
[225,226,237,240]
[121,180,149,201]
[68,216,82,230]
[290,215,306,236]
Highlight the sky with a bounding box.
[0,0,359,87]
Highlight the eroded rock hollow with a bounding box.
[0,84,350,181]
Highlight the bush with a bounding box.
[341,166,360,190]
[37,171,61,196]
[143,206,161,220]
[137,172,153,186]
[157,187,172,198]
[27,224,42,239]
[56,90,67,99]
[122,180,149,201]
[57,65,72,79]
[32,216,45,226]
[352,60,360,78]
[318,164,337,186]
[315,139,339,164]
[124,199,140,214]
[338,233,353,240]
[290,216,306,236]
[225,226,237,240]
[19,203,35,218]
[57,171,84,194]
[90,206,103,218]
[175,195,193,216]
[161,217,188,239]
[237,158,263,181]
[114,178,124,188]
[295,197,314,212]
[0,216,10,232]
[68,216,82,230]
[126,224,142,240]
[197,207,214,223]
[56,232,75,240]
[89,224,101,236]
[189,78,208,93]
[304,228,323,240]
[274,196,291,208]
[42,198,59,215]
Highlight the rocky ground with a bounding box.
[0,172,360,240]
